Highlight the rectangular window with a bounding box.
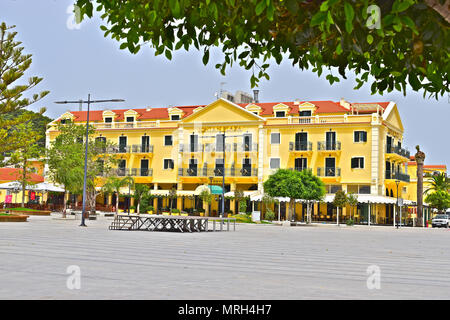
[171,115,180,121]
[126,117,134,122]
[358,185,371,194]
[164,135,173,146]
[164,159,174,170]
[351,157,364,169]
[354,131,367,142]
[270,158,280,169]
[271,133,280,144]
[275,111,285,118]
[104,117,113,123]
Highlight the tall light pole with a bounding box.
[395,179,400,229]
[55,95,125,227]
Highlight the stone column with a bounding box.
[415,145,425,227]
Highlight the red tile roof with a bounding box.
[0,168,44,183]
[64,100,390,122]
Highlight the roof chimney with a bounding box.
[253,89,260,103]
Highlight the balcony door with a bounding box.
[119,136,127,153]
[385,161,392,179]
[386,136,393,153]
[190,134,198,152]
[325,157,336,177]
[326,132,336,150]
[96,137,106,152]
[141,136,150,153]
[188,159,198,176]
[118,159,126,176]
[215,159,224,176]
[242,158,252,176]
[141,159,149,176]
[295,132,308,150]
[295,158,307,171]
[243,134,252,151]
[216,133,224,152]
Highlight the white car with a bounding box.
[431,214,450,228]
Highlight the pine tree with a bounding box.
[0,22,49,164]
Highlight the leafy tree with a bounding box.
[347,192,359,220]
[199,189,212,216]
[46,123,117,217]
[333,190,348,225]
[7,121,43,207]
[103,176,134,215]
[425,190,450,214]
[424,172,450,194]
[133,184,150,214]
[75,0,449,98]
[264,169,325,222]
[0,23,49,164]
[262,193,278,220]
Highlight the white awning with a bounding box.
[32,182,65,193]
[0,181,22,190]
[177,190,195,197]
[150,190,170,196]
[224,191,258,198]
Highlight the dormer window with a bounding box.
[60,119,71,125]
[105,117,113,123]
[275,111,285,118]
[168,107,183,121]
[126,117,134,122]
[171,115,180,121]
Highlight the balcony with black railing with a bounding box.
[385,170,410,182]
[98,168,153,177]
[289,141,313,152]
[131,144,154,153]
[289,167,312,172]
[386,145,410,159]
[317,167,341,177]
[178,167,257,177]
[317,141,341,151]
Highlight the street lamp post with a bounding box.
[55,95,125,227]
[197,129,243,218]
[395,180,400,229]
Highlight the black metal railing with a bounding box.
[178,167,258,177]
[290,167,312,172]
[385,170,410,182]
[98,168,153,177]
[317,167,341,177]
[386,145,410,159]
[289,141,313,151]
[317,141,341,151]
[131,144,154,153]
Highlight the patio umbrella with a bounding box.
[32,182,65,193]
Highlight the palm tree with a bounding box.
[425,173,450,194]
[103,176,134,214]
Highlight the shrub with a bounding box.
[265,209,275,221]
[171,208,180,213]
[346,219,354,226]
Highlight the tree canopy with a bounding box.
[425,190,450,213]
[75,0,449,99]
[264,169,325,220]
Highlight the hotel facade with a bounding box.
[46,98,424,225]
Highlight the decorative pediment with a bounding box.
[124,109,138,116]
[298,102,316,109]
[245,104,262,115]
[193,107,204,113]
[168,107,183,115]
[182,98,264,124]
[60,112,75,120]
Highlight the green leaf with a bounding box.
[310,11,327,27]
[255,0,266,16]
[366,34,373,44]
[344,2,354,33]
[202,50,210,65]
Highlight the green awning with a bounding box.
[209,185,223,194]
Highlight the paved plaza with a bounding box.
[0,215,449,299]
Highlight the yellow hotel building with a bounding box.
[46,98,413,225]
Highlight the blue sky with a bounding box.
[1,0,448,168]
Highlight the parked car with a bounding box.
[431,214,450,228]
